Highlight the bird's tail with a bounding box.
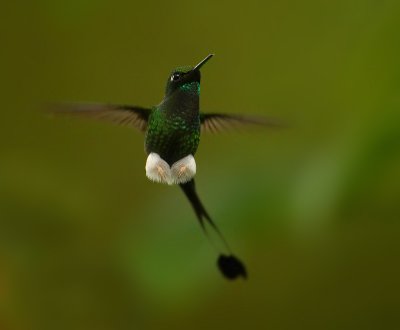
[179,179,247,280]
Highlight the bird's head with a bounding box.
[165,54,213,96]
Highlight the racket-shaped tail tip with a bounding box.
[217,254,247,280]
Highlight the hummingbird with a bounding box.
[56,54,279,280]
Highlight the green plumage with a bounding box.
[145,107,200,164]
[144,68,201,165]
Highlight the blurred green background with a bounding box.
[1,1,400,329]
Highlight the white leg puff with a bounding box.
[145,153,196,185]
[171,154,196,184]
[145,153,172,185]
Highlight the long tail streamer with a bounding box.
[179,179,247,280]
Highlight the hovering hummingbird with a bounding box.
[56,54,279,280]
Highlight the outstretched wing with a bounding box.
[53,103,152,132]
[200,113,283,133]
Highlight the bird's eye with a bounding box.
[171,73,181,82]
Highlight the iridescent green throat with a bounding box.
[180,81,200,95]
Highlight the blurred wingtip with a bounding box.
[43,101,78,117]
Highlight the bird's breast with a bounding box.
[145,112,200,165]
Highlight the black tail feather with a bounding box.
[179,179,247,280]
[179,179,230,251]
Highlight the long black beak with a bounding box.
[193,54,214,71]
